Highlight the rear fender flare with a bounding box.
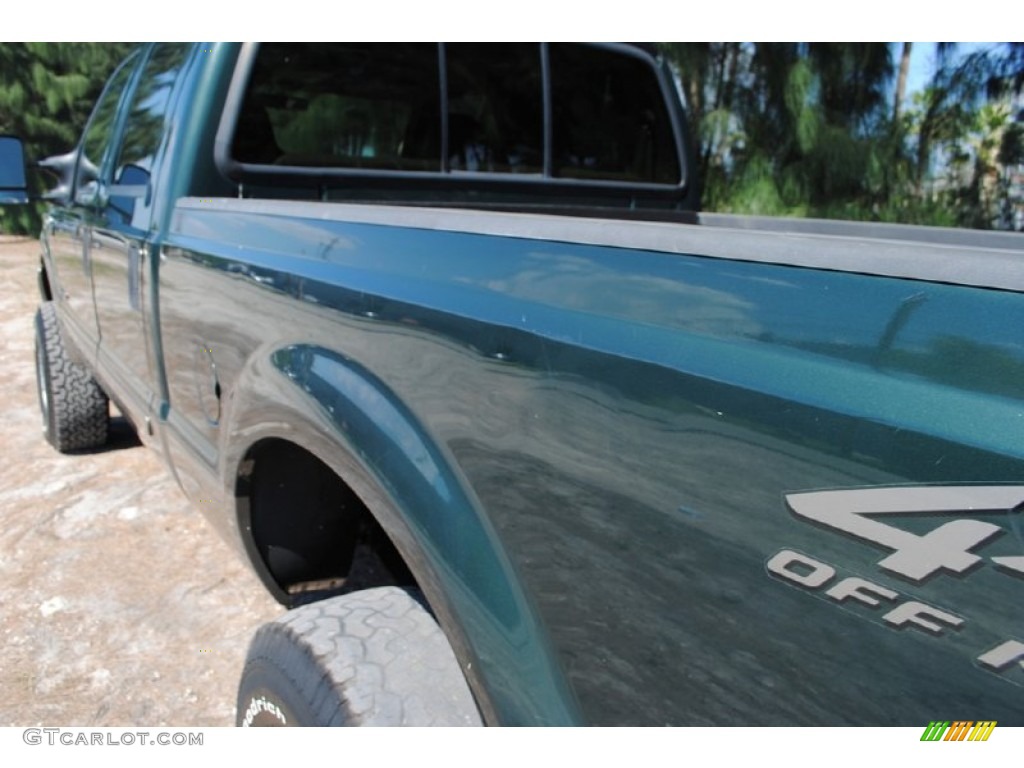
[222,343,582,725]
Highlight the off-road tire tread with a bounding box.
[35,302,109,452]
[237,586,481,726]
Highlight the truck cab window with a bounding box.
[110,43,190,226]
[233,43,441,172]
[76,51,139,200]
[220,43,689,209]
[116,43,189,179]
[445,43,543,174]
[550,44,680,185]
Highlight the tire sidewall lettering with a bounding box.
[241,692,288,727]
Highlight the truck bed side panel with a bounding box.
[161,200,1024,725]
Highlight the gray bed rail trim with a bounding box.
[175,198,1024,292]
[700,212,1024,252]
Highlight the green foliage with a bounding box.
[786,59,818,155]
[661,42,1024,230]
[1000,123,1024,167]
[719,154,787,216]
[0,42,134,234]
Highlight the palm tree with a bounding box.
[893,42,913,124]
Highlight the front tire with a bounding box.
[34,301,109,452]
[237,586,482,726]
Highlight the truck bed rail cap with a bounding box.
[176,198,1024,293]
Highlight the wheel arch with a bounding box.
[221,342,582,725]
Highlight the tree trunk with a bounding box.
[893,42,912,123]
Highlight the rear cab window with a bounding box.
[445,43,544,175]
[216,43,691,213]
[234,43,440,172]
[549,44,680,184]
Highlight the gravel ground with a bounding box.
[0,235,280,726]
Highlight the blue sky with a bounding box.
[906,42,998,95]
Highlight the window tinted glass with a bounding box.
[550,45,680,184]
[234,43,441,171]
[110,43,189,225]
[78,52,139,191]
[117,43,189,179]
[446,43,542,174]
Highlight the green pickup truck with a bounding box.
[2,42,1023,726]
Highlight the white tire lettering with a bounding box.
[242,695,287,727]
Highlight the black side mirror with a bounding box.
[0,135,29,205]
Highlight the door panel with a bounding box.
[91,44,191,426]
[45,51,140,364]
[45,207,95,359]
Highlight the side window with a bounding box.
[549,44,680,184]
[233,43,441,171]
[76,51,139,198]
[445,44,542,174]
[110,43,190,226]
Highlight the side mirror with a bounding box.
[0,135,29,205]
[72,154,104,207]
[38,149,78,205]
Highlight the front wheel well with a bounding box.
[236,438,415,606]
[38,257,53,302]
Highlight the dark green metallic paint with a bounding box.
[268,344,583,724]
[155,199,1023,724]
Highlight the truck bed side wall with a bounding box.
[158,200,1024,724]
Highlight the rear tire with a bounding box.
[34,302,109,452]
[237,586,482,726]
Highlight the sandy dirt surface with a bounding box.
[0,236,279,726]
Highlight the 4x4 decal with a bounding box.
[767,485,1024,686]
[785,486,1024,582]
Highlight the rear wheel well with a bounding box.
[236,438,415,605]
